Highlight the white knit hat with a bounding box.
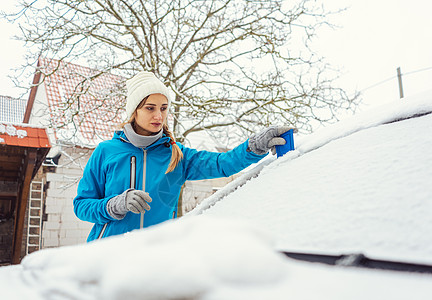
[125,71,171,118]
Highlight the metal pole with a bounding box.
[397,67,404,99]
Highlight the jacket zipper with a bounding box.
[98,155,136,240]
[140,149,147,229]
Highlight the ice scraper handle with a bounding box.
[106,189,152,220]
[247,126,297,156]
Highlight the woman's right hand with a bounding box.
[125,190,152,214]
[106,189,152,220]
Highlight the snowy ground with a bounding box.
[1,91,432,299]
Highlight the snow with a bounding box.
[295,89,432,155]
[2,216,432,300]
[1,90,432,299]
[0,122,29,143]
[1,217,286,299]
[194,90,432,264]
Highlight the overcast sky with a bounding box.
[317,0,432,110]
[1,0,431,114]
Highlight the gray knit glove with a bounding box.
[248,126,297,155]
[106,189,152,220]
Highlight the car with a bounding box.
[1,91,432,299]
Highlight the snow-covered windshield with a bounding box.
[190,91,432,265]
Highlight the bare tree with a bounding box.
[4,0,358,144]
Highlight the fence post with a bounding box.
[397,67,404,99]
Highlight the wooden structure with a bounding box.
[0,122,50,264]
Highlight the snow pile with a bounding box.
[2,216,288,300]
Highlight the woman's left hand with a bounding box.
[247,126,297,155]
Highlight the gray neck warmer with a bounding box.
[123,123,163,148]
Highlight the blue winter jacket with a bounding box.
[73,130,266,242]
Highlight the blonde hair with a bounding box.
[120,97,183,174]
[162,124,183,173]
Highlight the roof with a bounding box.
[191,90,432,265]
[0,122,50,148]
[0,95,27,123]
[27,57,126,147]
[0,122,51,182]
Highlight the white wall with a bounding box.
[28,76,60,158]
[41,147,93,247]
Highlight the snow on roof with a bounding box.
[190,90,432,265]
[36,57,126,147]
[0,95,27,123]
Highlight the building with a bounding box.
[0,95,27,123]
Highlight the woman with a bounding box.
[73,71,292,242]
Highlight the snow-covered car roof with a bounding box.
[2,91,432,300]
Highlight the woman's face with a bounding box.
[134,93,168,136]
